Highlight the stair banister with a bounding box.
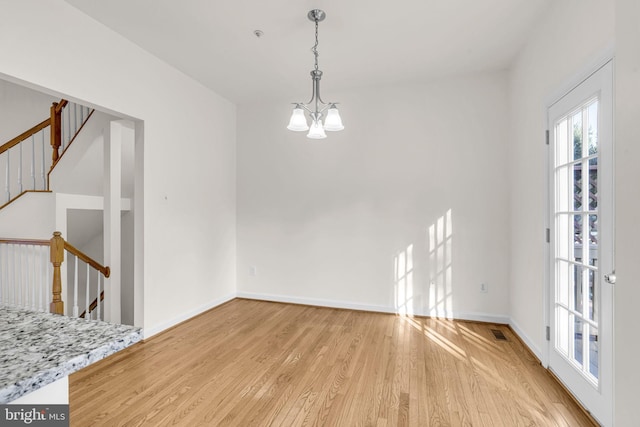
[63,240,110,278]
[1,99,93,209]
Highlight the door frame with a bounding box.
[544,56,614,426]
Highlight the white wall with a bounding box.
[121,210,134,325]
[507,0,614,358]
[0,79,57,144]
[0,0,236,334]
[0,192,54,238]
[49,110,121,197]
[614,1,640,425]
[237,72,510,322]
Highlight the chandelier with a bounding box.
[287,9,344,139]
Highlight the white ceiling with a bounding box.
[64,0,551,104]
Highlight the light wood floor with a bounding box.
[70,299,595,426]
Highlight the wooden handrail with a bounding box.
[55,99,68,114]
[79,291,104,319]
[0,118,51,156]
[64,240,111,278]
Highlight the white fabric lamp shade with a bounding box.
[287,107,309,131]
[324,106,344,131]
[307,119,327,139]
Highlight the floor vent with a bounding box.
[490,329,508,341]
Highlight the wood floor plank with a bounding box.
[70,299,598,426]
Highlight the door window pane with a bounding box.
[572,265,583,314]
[573,163,582,210]
[589,269,598,322]
[573,315,583,366]
[589,325,599,379]
[572,111,583,161]
[587,101,598,155]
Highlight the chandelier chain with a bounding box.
[313,19,319,72]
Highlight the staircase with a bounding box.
[0,99,91,209]
[0,98,113,321]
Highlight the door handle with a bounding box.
[604,273,616,284]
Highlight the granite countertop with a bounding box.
[0,305,142,403]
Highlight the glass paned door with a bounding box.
[548,61,613,427]
[553,98,599,383]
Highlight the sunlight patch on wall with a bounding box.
[428,209,453,318]
[394,243,414,316]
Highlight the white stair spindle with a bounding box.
[18,143,22,194]
[14,245,19,307]
[30,135,36,190]
[3,245,7,306]
[31,246,37,311]
[61,107,65,150]
[36,246,41,311]
[4,150,10,203]
[22,245,26,308]
[16,245,22,307]
[73,103,78,136]
[61,105,65,150]
[0,244,4,306]
[66,105,71,149]
[26,245,32,310]
[96,273,101,321]
[44,249,50,312]
[13,245,18,307]
[8,245,13,306]
[40,131,46,190]
[24,246,27,309]
[72,255,79,317]
[85,263,90,320]
[14,244,19,307]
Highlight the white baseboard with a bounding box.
[509,317,544,363]
[236,291,510,325]
[236,291,395,314]
[143,292,236,340]
[452,312,510,325]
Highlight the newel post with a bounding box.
[50,231,65,315]
[50,102,62,164]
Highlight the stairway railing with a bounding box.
[59,233,110,319]
[0,99,94,209]
[0,237,50,312]
[0,232,109,320]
